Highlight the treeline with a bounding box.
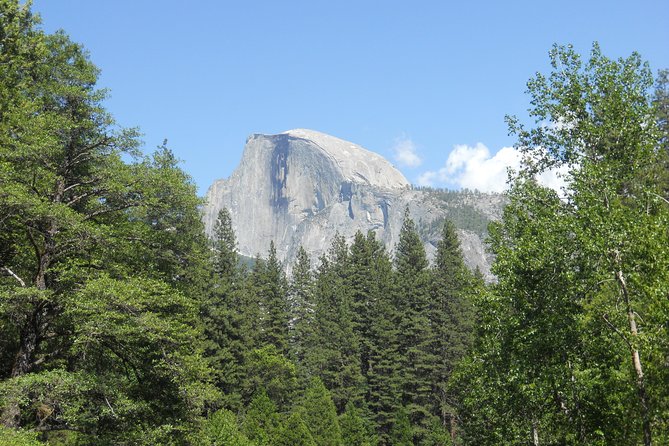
[198,208,480,446]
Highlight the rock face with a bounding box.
[203,129,503,278]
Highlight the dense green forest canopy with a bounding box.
[1,1,668,445]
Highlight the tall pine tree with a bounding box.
[393,207,436,442]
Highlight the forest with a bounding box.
[1,1,668,445]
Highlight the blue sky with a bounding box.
[32,1,669,193]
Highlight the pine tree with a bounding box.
[203,207,250,410]
[254,241,290,354]
[197,409,254,446]
[340,401,377,446]
[301,377,343,446]
[430,219,477,438]
[361,232,401,443]
[393,207,436,441]
[309,235,365,410]
[242,389,281,446]
[289,246,316,373]
[271,411,316,446]
[212,207,238,279]
[388,406,413,446]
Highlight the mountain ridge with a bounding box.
[203,130,505,278]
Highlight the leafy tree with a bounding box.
[456,44,669,445]
[0,426,42,446]
[0,3,217,441]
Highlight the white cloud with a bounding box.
[416,171,437,187]
[392,136,422,168]
[417,143,566,193]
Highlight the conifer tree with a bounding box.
[393,208,436,440]
[363,233,401,443]
[271,411,316,446]
[301,377,343,446]
[254,241,290,354]
[212,207,238,279]
[289,246,315,372]
[389,406,413,446]
[340,401,377,446]
[430,219,477,436]
[197,409,254,446]
[309,235,365,410]
[203,207,249,410]
[242,389,281,446]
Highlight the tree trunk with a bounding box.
[615,263,652,446]
[531,420,539,446]
[11,310,39,378]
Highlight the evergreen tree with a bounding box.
[301,377,343,446]
[340,401,377,446]
[271,411,316,446]
[242,389,281,446]
[289,246,315,373]
[363,233,401,443]
[203,207,249,410]
[212,207,238,279]
[244,345,298,411]
[309,235,365,410]
[430,219,477,439]
[196,409,254,446]
[253,241,290,354]
[393,207,436,441]
[388,406,413,446]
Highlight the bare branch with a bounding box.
[1,266,26,287]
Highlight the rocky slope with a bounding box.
[203,129,505,278]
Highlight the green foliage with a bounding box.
[244,346,298,411]
[393,208,436,440]
[300,377,343,446]
[212,208,238,279]
[429,220,478,436]
[340,401,377,446]
[203,207,250,410]
[289,246,315,375]
[455,43,669,445]
[0,3,216,441]
[242,390,280,446]
[0,426,42,446]
[388,406,413,446]
[308,235,364,410]
[253,242,290,354]
[271,411,316,446]
[196,409,254,446]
